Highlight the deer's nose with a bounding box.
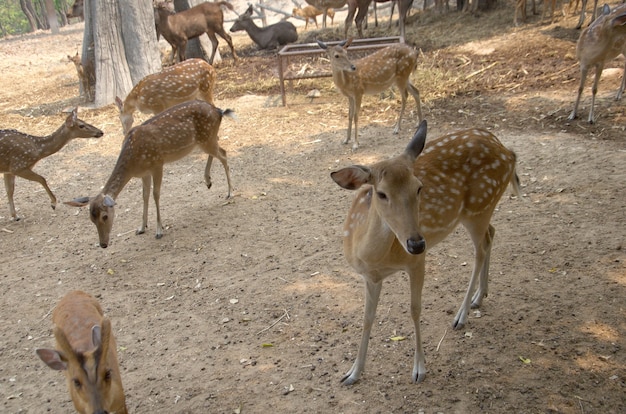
[407,237,425,255]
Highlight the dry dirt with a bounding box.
[0,4,625,414]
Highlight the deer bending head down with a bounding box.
[569,4,626,123]
[230,5,298,50]
[317,38,422,149]
[0,108,103,221]
[332,120,520,384]
[153,1,238,64]
[36,290,127,414]
[115,58,216,134]
[66,100,234,248]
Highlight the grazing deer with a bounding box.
[317,38,422,149]
[153,1,238,64]
[115,58,216,134]
[0,109,103,221]
[569,4,626,123]
[292,5,335,29]
[66,100,234,248]
[36,290,127,414]
[230,5,298,50]
[332,120,520,385]
[67,52,94,102]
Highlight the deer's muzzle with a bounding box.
[407,237,425,255]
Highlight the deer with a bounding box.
[0,108,103,221]
[514,0,537,26]
[153,1,238,64]
[36,290,127,414]
[331,120,520,385]
[317,38,422,149]
[569,4,626,123]
[67,52,94,102]
[570,0,599,29]
[305,0,346,28]
[344,0,413,41]
[292,5,335,29]
[115,58,216,134]
[66,100,234,248]
[66,0,83,20]
[230,5,298,50]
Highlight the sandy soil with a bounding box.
[0,4,625,414]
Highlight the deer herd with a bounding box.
[1,0,624,411]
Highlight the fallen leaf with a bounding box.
[390,336,406,341]
[519,356,531,364]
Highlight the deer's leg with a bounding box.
[353,95,362,150]
[344,6,356,38]
[218,30,238,61]
[14,168,56,212]
[207,32,219,65]
[214,148,233,198]
[151,169,164,239]
[3,173,18,220]
[393,85,408,135]
[471,224,495,308]
[408,82,423,122]
[341,278,382,385]
[204,155,214,190]
[179,39,188,62]
[575,0,588,29]
[568,64,589,121]
[615,59,626,101]
[589,63,604,124]
[453,219,493,329]
[136,175,151,235]
[409,257,427,383]
[355,7,368,38]
[345,96,355,146]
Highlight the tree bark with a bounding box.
[44,0,59,34]
[19,0,37,32]
[82,0,160,107]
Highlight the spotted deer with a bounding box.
[0,108,103,221]
[332,120,520,384]
[115,58,216,133]
[67,52,94,102]
[317,38,422,149]
[66,100,234,248]
[36,290,127,414]
[569,4,626,123]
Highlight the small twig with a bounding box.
[436,328,448,352]
[465,62,499,80]
[257,308,290,335]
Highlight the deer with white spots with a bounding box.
[331,120,520,385]
[36,290,127,414]
[317,38,422,149]
[66,100,234,248]
[0,108,103,221]
[115,58,216,134]
[569,4,626,123]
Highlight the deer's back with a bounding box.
[0,130,40,171]
[355,44,417,93]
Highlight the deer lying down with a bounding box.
[66,100,234,248]
[0,108,103,221]
[332,120,520,384]
[36,290,127,414]
[569,3,626,123]
[115,58,216,134]
[230,5,298,50]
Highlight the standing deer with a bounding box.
[569,4,626,123]
[292,5,335,29]
[0,109,103,221]
[317,38,422,149]
[230,5,298,50]
[332,120,520,385]
[36,290,127,414]
[115,58,216,134]
[345,0,413,41]
[66,100,234,248]
[153,1,238,64]
[67,52,94,102]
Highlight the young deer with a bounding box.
[0,108,103,221]
[332,120,520,385]
[36,290,127,414]
[292,5,335,29]
[115,58,216,134]
[153,1,238,64]
[66,100,234,248]
[317,38,422,149]
[67,52,94,102]
[569,4,626,123]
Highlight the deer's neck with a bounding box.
[31,124,74,159]
[101,150,133,200]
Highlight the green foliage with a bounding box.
[0,0,30,36]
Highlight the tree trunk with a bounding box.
[83,0,160,107]
[44,0,59,34]
[19,0,37,32]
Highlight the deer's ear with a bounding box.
[64,197,91,207]
[331,165,371,190]
[405,120,427,161]
[316,39,327,50]
[612,12,626,26]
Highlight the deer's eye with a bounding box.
[376,191,387,200]
[417,187,422,196]
[73,378,82,389]
[104,369,112,382]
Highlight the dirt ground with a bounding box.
[0,3,625,414]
